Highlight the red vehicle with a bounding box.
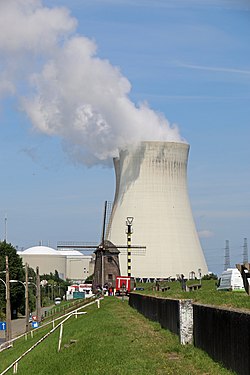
[115,276,135,296]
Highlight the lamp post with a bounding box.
[10,279,42,327]
[5,256,11,342]
[10,263,30,333]
[0,276,9,342]
[0,267,11,342]
[10,280,29,333]
[36,266,41,322]
[27,280,41,323]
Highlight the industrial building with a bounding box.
[17,245,94,282]
[106,141,208,279]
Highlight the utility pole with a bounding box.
[25,263,29,333]
[5,256,11,342]
[224,240,230,271]
[243,238,248,264]
[126,217,134,277]
[4,215,7,242]
[36,266,41,322]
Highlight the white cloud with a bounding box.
[0,1,76,53]
[0,0,182,166]
[177,62,250,76]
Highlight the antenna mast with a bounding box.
[243,238,248,264]
[4,214,7,242]
[224,240,230,271]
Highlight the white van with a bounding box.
[217,268,245,292]
[54,297,61,305]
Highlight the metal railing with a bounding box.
[0,298,102,375]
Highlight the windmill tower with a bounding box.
[106,141,208,279]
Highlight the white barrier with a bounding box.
[0,298,101,375]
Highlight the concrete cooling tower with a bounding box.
[106,141,208,279]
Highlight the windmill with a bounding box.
[57,201,146,290]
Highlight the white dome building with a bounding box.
[18,245,94,281]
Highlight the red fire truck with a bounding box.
[115,276,135,296]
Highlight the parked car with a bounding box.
[54,297,61,305]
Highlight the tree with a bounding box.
[0,241,25,318]
[40,270,70,305]
[202,273,218,280]
[85,274,93,283]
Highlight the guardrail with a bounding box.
[0,298,102,375]
[0,297,96,353]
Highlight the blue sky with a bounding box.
[0,0,249,276]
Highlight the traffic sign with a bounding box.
[0,322,6,331]
[32,321,39,329]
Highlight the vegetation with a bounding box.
[0,241,69,319]
[84,273,93,283]
[202,273,218,280]
[0,297,235,375]
[136,280,250,311]
[0,241,25,319]
[40,271,70,307]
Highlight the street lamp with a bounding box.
[10,278,29,333]
[10,279,41,325]
[0,277,8,341]
[27,281,41,322]
[4,256,11,342]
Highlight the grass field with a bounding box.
[136,280,250,311]
[0,297,236,375]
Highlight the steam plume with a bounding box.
[0,0,182,165]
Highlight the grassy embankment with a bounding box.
[0,297,236,375]
[136,279,250,311]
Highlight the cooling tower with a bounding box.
[106,141,208,279]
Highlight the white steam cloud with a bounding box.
[0,0,182,165]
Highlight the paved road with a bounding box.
[0,317,26,343]
[0,306,53,343]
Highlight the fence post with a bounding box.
[13,362,18,374]
[57,324,63,352]
[179,299,193,345]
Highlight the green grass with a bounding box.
[0,297,235,375]
[136,280,250,310]
[43,298,93,321]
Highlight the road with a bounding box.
[0,317,26,345]
[0,306,52,344]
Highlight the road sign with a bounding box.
[0,322,6,331]
[32,321,39,329]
